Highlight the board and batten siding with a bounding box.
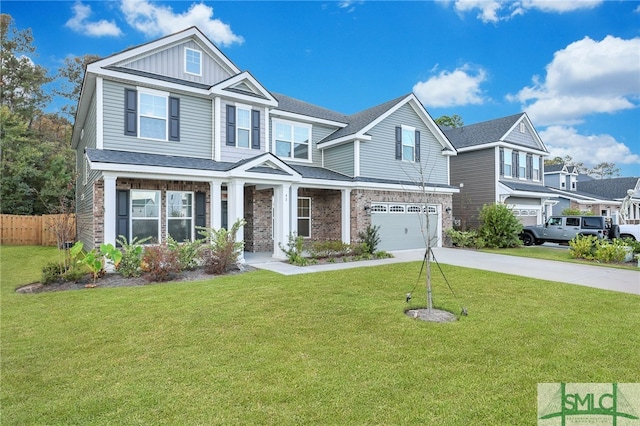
[323,143,354,177]
[504,125,540,150]
[450,147,496,229]
[102,80,213,158]
[119,40,233,86]
[359,103,449,185]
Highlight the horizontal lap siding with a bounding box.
[505,125,539,150]
[102,80,212,158]
[359,104,448,185]
[219,101,266,163]
[323,143,354,176]
[450,148,496,229]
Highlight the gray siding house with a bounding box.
[442,113,557,228]
[72,27,458,257]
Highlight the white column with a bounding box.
[290,184,299,236]
[214,97,221,161]
[341,188,351,244]
[273,183,291,259]
[210,181,222,229]
[227,179,244,241]
[103,175,116,247]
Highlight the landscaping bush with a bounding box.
[569,235,598,260]
[167,236,202,271]
[116,235,149,278]
[358,224,381,254]
[478,203,523,248]
[594,239,628,263]
[446,228,481,248]
[279,233,308,266]
[197,219,245,274]
[620,237,640,255]
[309,240,350,258]
[41,261,63,285]
[140,243,181,282]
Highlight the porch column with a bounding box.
[273,182,291,259]
[341,188,351,244]
[290,184,299,236]
[227,179,245,250]
[210,181,222,229]
[103,175,116,247]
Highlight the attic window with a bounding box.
[185,48,202,76]
[519,122,526,133]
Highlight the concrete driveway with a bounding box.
[245,248,640,295]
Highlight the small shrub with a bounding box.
[375,250,393,259]
[309,240,350,258]
[478,204,523,248]
[594,239,627,263]
[116,235,150,278]
[167,236,202,270]
[141,243,181,282]
[446,228,479,248]
[63,265,87,282]
[198,219,245,274]
[279,233,308,266]
[358,225,381,254]
[349,242,369,257]
[619,237,640,255]
[569,235,598,260]
[41,262,63,285]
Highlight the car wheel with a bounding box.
[620,233,636,241]
[521,232,535,246]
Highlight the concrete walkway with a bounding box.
[244,248,640,295]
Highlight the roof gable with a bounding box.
[211,71,278,106]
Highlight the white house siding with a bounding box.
[119,40,233,86]
[102,80,213,158]
[323,143,354,177]
[359,103,448,185]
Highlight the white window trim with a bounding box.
[272,118,312,163]
[235,103,252,149]
[503,148,513,179]
[518,152,527,180]
[130,190,161,244]
[137,87,169,142]
[298,197,311,238]
[184,47,202,76]
[519,122,526,133]
[401,124,416,162]
[532,155,540,181]
[166,191,195,242]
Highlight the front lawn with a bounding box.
[1,245,639,425]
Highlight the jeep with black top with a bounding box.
[520,215,615,246]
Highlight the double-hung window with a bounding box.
[532,155,540,181]
[503,148,512,177]
[167,191,194,242]
[518,152,527,179]
[226,104,261,150]
[139,91,167,140]
[402,126,416,162]
[297,197,311,238]
[274,120,311,161]
[237,107,251,148]
[131,190,160,243]
[185,48,202,76]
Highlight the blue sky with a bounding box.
[4,0,640,176]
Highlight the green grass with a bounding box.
[2,245,639,425]
[481,245,639,270]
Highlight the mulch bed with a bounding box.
[16,266,253,294]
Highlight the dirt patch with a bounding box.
[405,308,457,323]
[16,265,254,294]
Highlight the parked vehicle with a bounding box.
[619,224,640,241]
[520,216,612,246]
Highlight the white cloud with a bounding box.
[413,66,487,107]
[66,2,122,37]
[540,126,640,168]
[119,0,243,46]
[450,0,601,22]
[509,36,640,126]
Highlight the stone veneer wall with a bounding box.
[92,178,210,249]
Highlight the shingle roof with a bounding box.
[544,164,565,173]
[271,93,348,123]
[105,66,212,90]
[577,177,640,199]
[499,180,557,194]
[86,149,235,171]
[442,113,523,149]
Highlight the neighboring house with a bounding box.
[544,164,620,218]
[72,27,459,257]
[442,113,557,228]
[577,176,640,224]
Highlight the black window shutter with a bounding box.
[512,151,518,178]
[499,148,504,176]
[395,126,402,160]
[124,89,137,136]
[226,105,236,146]
[195,192,206,232]
[169,97,180,141]
[116,190,130,247]
[251,109,261,149]
[415,130,421,162]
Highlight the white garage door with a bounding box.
[371,203,440,251]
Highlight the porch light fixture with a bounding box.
[445,207,452,214]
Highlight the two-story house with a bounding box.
[442,113,557,228]
[72,27,458,257]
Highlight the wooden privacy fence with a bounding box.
[0,214,76,246]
